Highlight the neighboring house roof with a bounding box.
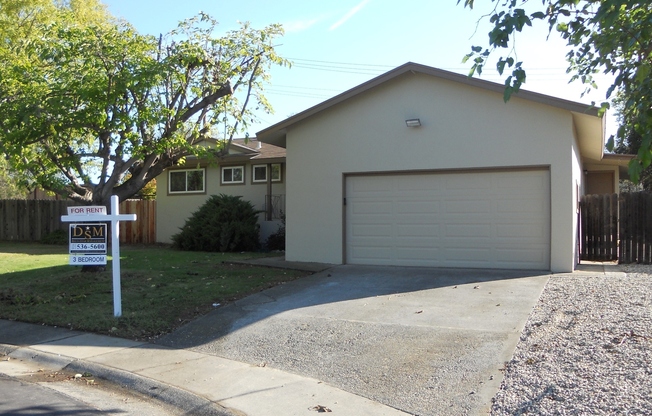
[185,138,286,164]
[256,62,606,162]
[229,138,286,160]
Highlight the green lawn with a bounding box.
[0,243,306,340]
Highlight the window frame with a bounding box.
[221,165,245,185]
[251,163,282,184]
[168,168,206,195]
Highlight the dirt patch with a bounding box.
[17,368,96,384]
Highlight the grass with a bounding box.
[0,242,307,340]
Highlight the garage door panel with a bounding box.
[494,247,548,263]
[396,224,441,236]
[495,198,547,214]
[395,236,443,247]
[350,247,394,261]
[346,170,550,270]
[351,201,394,214]
[495,223,547,239]
[350,224,393,237]
[444,223,492,238]
[400,178,444,192]
[444,199,493,214]
[497,173,546,189]
[444,174,493,191]
[395,247,442,260]
[349,177,391,193]
[397,201,441,214]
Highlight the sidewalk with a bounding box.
[0,319,409,416]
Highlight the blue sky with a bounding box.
[104,0,617,136]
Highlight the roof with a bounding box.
[229,138,286,160]
[256,62,605,160]
[176,138,286,166]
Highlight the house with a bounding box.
[256,62,628,272]
[156,138,286,245]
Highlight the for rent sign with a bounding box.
[66,206,108,266]
[67,206,107,215]
[61,197,137,317]
[68,223,107,265]
[69,223,107,253]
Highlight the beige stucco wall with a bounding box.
[156,162,285,243]
[571,133,584,268]
[583,163,621,190]
[284,72,582,272]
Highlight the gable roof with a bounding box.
[256,62,605,161]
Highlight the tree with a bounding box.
[0,1,287,207]
[612,90,652,190]
[0,157,28,199]
[459,1,652,183]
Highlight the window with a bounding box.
[252,164,282,183]
[221,166,244,184]
[168,168,205,194]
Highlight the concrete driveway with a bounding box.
[156,265,550,416]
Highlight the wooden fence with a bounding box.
[579,193,619,261]
[619,192,652,264]
[580,192,652,264]
[0,199,156,244]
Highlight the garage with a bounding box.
[345,169,550,270]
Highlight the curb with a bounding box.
[1,344,242,416]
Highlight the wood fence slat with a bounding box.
[612,193,618,259]
[600,195,607,258]
[580,193,619,262]
[0,199,155,244]
[619,194,626,263]
[580,196,588,260]
[646,193,652,263]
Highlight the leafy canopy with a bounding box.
[459,0,652,183]
[0,1,288,205]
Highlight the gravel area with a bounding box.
[491,265,652,415]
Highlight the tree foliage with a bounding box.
[612,90,652,190]
[459,0,652,183]
[0,1,287,206]
[0,157,28,199]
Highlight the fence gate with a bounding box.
[579,193,618,261]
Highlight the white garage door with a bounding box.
[345,169,550,270]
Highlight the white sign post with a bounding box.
[61,195,136,317]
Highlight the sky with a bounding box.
[104,0,617,137]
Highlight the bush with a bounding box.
[172,194,260,252]
[265,214,285,251]
[41,229,67,245]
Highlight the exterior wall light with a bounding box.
[405,118,421,127]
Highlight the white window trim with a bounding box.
[168,168,205,194]
[252,164,282,183]
[221,166,245,184]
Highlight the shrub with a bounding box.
[172,194,260,252]
[265,214,285,251]
[41,229,67,245]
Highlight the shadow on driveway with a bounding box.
[155,264,550,416]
